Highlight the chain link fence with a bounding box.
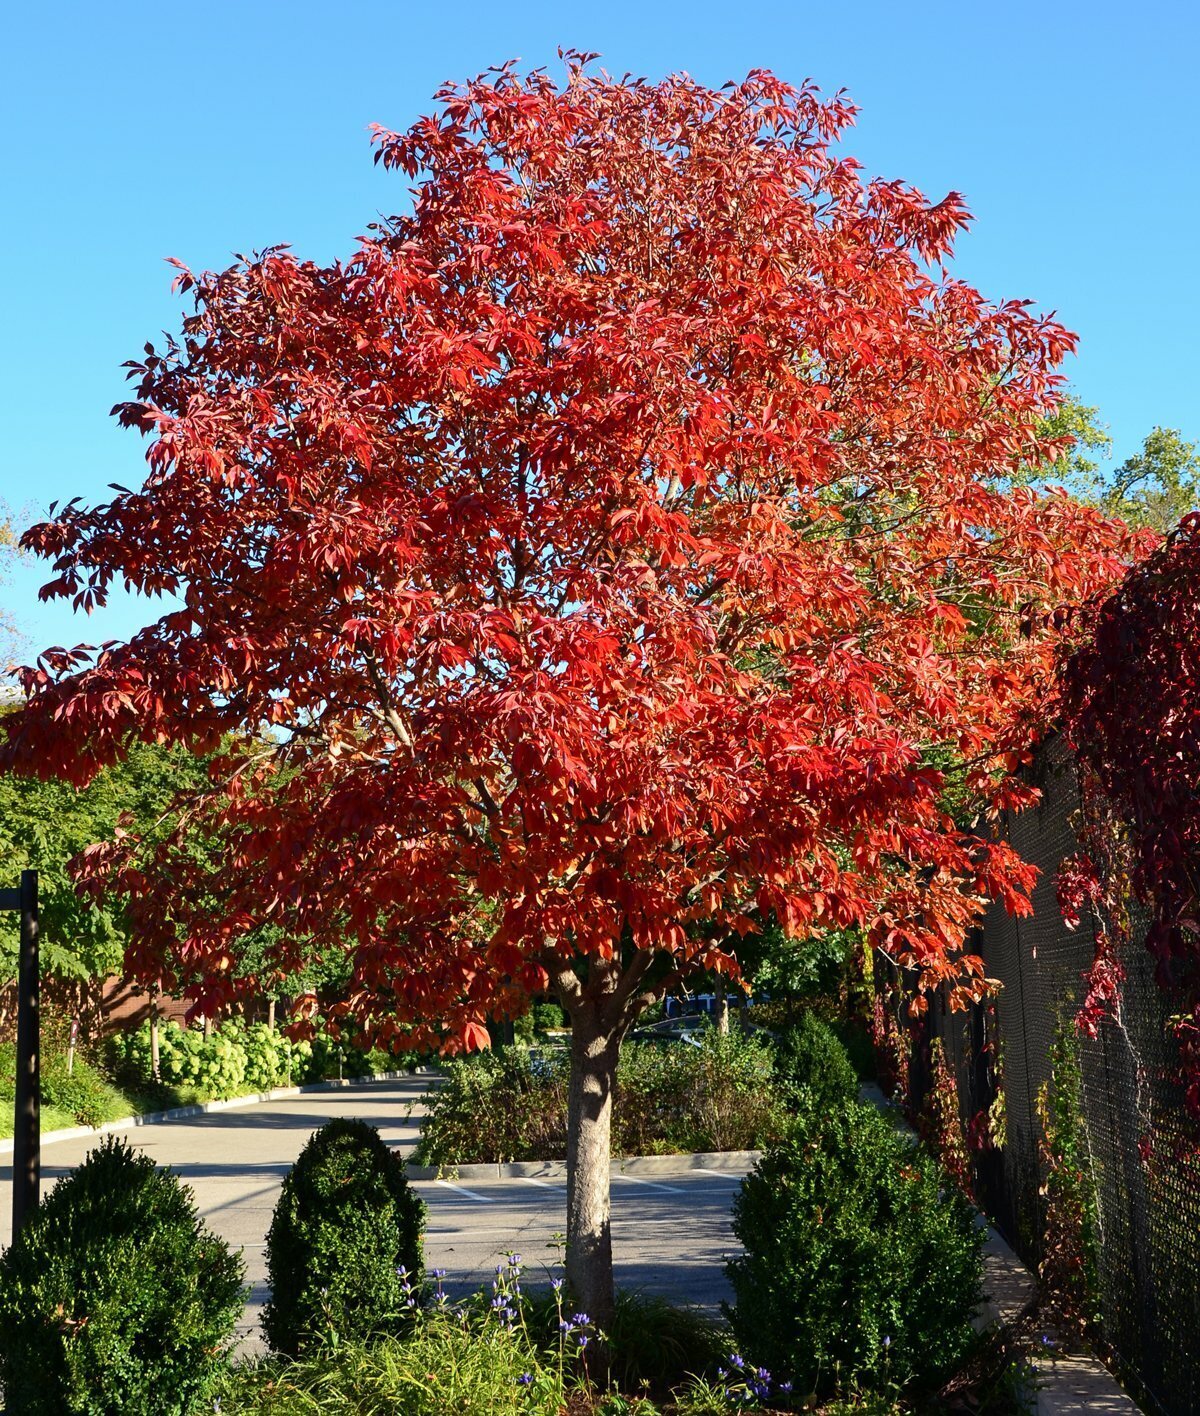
[887,735,1200,1416]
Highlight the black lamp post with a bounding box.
[1,871,39,1236]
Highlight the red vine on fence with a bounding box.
[1058,511,1200,1117]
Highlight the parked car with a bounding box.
[628,1015,706,1047]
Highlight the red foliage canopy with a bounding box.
[5,59,1137,1048]
[1060,513,1200,1110]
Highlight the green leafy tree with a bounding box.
[1014,396,1198,533]
[0,742,209,987]
[1107,426,1200,532]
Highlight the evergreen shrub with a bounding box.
[0,1137,244,1415]
[772,1010,860,1113]
[533,1001,567,1033]
[262,1118,425,1355]
[726,1097,982,1398]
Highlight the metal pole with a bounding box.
[12,870,40,1237]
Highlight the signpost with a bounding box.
[1,871,39,1236]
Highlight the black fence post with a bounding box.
[3,871,40,1237]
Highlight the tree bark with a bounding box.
[149,984,160,1081]
[552,950,658,1332]
[714,974,729,1035]
[565,1009,622,1329]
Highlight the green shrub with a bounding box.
[0,1042,130,1130]
[533,1001,567,1033]
[263,1118,426,1355]
[241,1021,306,1091]
[772,1010,860,1113]
[0,1136,245,1415]
[512,1009,536,1045]
[108,1019,401,1102]
[414,1048,571,1165]
[416,1030,785,1166]
[522,1287,724,1394]
[726,1097,982,1398]
[38,1052,128,1128]
[615,1027,784,1154]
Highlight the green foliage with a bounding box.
[0,1136,244,1415]
[38,1050,128,1127]
[414,1047,569,1165]
[262,1118,426,1356]
[772,1010,861,1113]
[738,918,855,1000]
[0,742,209,984]
[1035,1016,1101,1327]
[523,1287,725,1394]
[218,1326,561,1415]
[1011,396,1199,533]
[1011,394,1112,501]
[1107,425,1200,532]
[415,1029,784,1166]
[0,1034,133,1133]
[726,1098,983,1399]
[226,1271,735,1415]
[616,1027,783,1155]
[108,1016,400,1103]
[513,1009,536,1045]
[533,1001,566,1033]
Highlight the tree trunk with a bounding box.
[149,984,161,1081]
[565,1010,622,1330]
[267,997,276,1031]
[715,975,729,1035]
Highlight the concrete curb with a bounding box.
[0,1069,432,1155]
[859,1084,1141,1415]
[406,1149,760,1182]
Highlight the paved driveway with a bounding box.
[0,1078,749,1347]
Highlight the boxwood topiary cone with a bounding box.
[262,1116,426,1355]
[726,1096,982,1399]
[0,1136,245,1416]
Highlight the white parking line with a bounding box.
[695,1168,747,1182]
[434,1179,494,1203]
[612,1173,685,1194]
[520,1176,562,1189]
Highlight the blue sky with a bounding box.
[2,0,1197,655]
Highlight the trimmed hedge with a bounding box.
[0,1137,245,1414]
[263,1118,426,1355]
[772,1010,860,1114]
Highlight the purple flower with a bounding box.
[516,1372,533,1386]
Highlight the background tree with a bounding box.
[0,504,25,666]
[1013,396,1198,532]
[3,59,1138,1320]
[1105,426,1200,533]
[0,742,207,1005]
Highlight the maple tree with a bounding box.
[1059,512,1200,1117]
[2,57,1139,1319]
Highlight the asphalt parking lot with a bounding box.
[0,1077,751,1347]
